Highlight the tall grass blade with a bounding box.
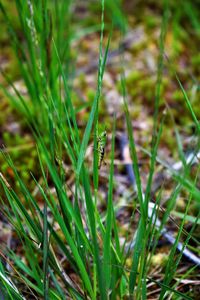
[103,116,116,290]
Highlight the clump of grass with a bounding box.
[0,1,200,299]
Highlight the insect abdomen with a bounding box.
[98,146,105,169]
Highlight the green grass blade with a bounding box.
[80,165,106,300]
[42,202,49,300]
[0,272,24,300]
[103,116,116,290]
[76,5,111,176]
[175,74,200,134]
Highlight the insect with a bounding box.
[96,130,107,169]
